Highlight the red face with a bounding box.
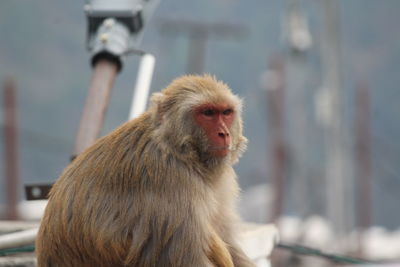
[193,103,235,157]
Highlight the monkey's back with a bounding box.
[36,113,200,266]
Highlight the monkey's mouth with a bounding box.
[209,146,231,157]
[210,145,230,150]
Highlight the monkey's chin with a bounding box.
[209,146,230,157]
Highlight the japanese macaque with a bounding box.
[36,75,254,267]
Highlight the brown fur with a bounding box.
[36,75,254,267]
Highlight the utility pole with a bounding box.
[318,0,354,249]
[283,0,313,221]
[3,77,19,220]
[158,19,247,74]
[355,81,372,255]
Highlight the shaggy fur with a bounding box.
[36,75,254,267]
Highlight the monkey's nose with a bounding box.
[218,132,229,138]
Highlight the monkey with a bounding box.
[36,74,255,267]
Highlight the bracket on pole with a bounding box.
[85,0,159,71]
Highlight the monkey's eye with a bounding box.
[222,109,233,115]
[202,109,216,116]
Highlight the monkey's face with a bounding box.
[150,75,247,164]
[193,103,235,157]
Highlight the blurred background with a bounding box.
[0,0,400,265]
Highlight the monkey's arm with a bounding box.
[229,244,256,267]
[214,193,256,266]
[220,231,256,267]
[208,222,255,267]
[218,215,256,267]
[207,228,234,267]
[213,174,256,267]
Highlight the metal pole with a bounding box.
[129,53,155,120]
[72,59,118,158]
[3,77,19,220]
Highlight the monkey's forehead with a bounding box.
[194,92,241,108]
[161,75,242,106]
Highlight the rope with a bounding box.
[277,242,373,265]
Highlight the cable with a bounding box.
[277,242,374,265]
[0,245,34,256]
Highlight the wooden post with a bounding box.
[355,81,372,255]
[72,59,118,158]
[3,77,19,220]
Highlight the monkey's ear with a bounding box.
[150,92,166,121]
[150,92,165,105]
